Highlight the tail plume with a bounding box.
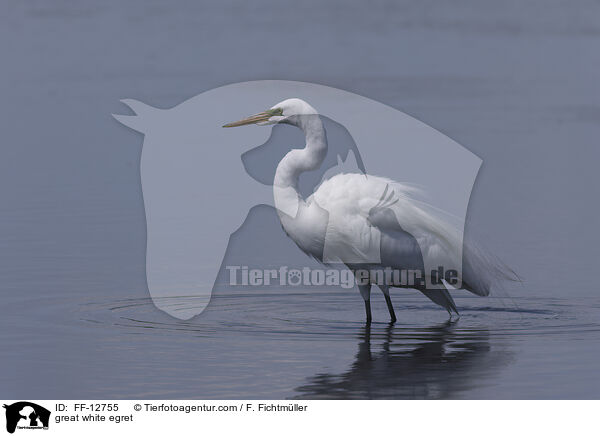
[462,240,521,296]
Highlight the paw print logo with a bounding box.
[287,269,302,286]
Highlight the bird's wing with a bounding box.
[313,173,516,295]
[364,178,465,275]
[369,181,518,296]
[313,173,448,266]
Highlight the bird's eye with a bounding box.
[269,108,283,116]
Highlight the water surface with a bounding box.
[1,0,600,399]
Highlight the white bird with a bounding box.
[224,98,516,323]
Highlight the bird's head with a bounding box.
[223,98,318,128]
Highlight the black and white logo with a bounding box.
[3,402,50,434]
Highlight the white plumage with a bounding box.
[224,98,516,322]
[312,173,460,268]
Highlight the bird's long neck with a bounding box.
[274,114,327,200]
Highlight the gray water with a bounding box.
[1,1,600,399]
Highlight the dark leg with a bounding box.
[379,285,396,323]
[384,294,397,323]
[357,283,372,324]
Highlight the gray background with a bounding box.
[1,1,599,399]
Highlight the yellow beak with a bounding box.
[222,111,273,128]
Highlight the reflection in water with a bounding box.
[293,321,511,399]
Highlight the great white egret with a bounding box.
[224,98,515,323]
